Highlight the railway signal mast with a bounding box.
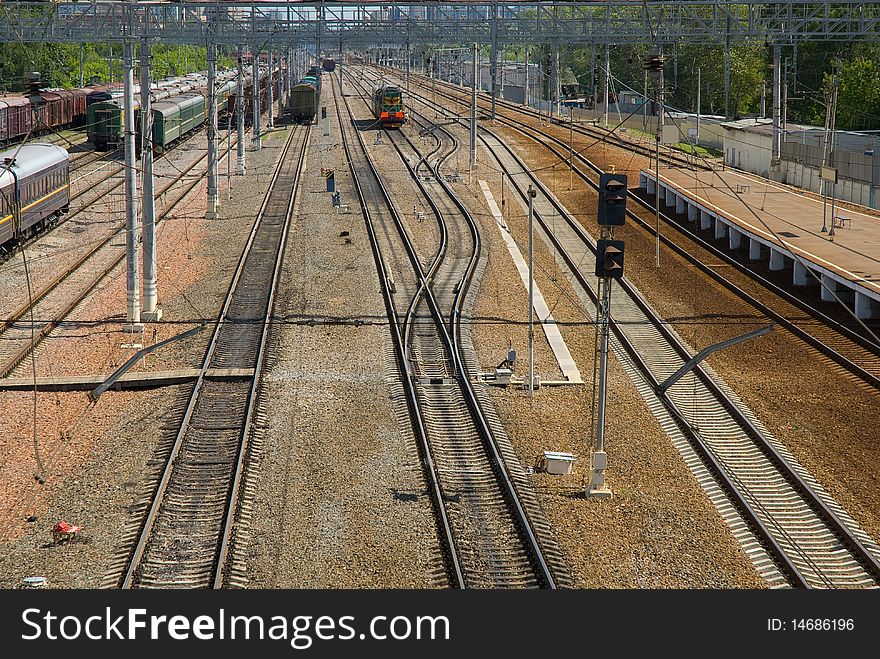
[588,173,628,498]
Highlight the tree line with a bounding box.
[0,43,234,92]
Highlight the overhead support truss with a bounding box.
[2,2,880,48]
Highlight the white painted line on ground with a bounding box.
[479,180,583,383]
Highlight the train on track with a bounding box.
[322,58,336,72]
[1,65,281,150]
[285,64,323,122]
[89,66,280,151]
[286,79,319,122]
[0,143,69,251]
[0,75,93,144]
[372,84,406,127]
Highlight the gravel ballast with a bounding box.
[244,84,443,588]
[0,122,286,587]
[396,74,767,587]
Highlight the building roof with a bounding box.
[721,118,812,135]
[721,118,879,155]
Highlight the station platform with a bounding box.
[640,167,880,319]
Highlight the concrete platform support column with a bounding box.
[769,248,786,271]
[675,195,686,214]
[749,238,763,260]
[640,172,648,189]
[793,260,809,286]
[687,203,698,222]
[646,177,656,195]
[714,219,728,240]
[729,226,742,250]
[820,274,837,302]
[665,187,676,207]
[855,292,876,320]
[700,210,712,230]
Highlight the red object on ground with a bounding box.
[51,521,81,544]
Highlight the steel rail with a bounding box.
[347,71,558,588]
[0,133,240,379]
[119,125,306,589]
[332,72,466,588]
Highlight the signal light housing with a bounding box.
[595,240,625,279]
[598,173,628,226]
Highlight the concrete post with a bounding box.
[687,203,698,222]
[206,43,218,219]
[123,42,142,332]
[729,227,742,250]
[769,248,785,270]
[793,260,809,286]
[749,238,763,260]
[267,51,274,129]
[604,42,610,127]
[236,47,246,175]
[855,292,874,320]
[470,42,477,170]
[772,44,782,162]
[252,49,261,151]
[550,44,559,119]
[700,210,712,231]
[820,274,837,302]
[490,2,498,120]
[140,41,160,322]
[714,220,728,240]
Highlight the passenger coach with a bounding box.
[0,143,70,248]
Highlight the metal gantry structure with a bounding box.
[3,1,879,328]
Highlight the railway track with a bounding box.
[389,68,880,392]
[341,72,569,588]
[0,132,235,379]
[0,128,207,266]
[110,125,308,589]
[391,76,880,588]
[395,68,706,172]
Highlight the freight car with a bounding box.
[372,84,406,128]
[0,96,33,144]
[286,81,318,122]
[0,143,70,249]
